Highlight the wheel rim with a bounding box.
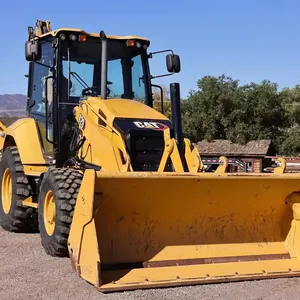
[2,168,12,214]
[44,190,56,236]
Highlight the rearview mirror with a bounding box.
[166,54,181,73]
[25,40,41,61]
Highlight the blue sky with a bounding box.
[1,0,300,98]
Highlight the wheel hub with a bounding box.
[2,168,12,214]
[44,190,56,235]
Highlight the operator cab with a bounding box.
[25,21,181,167]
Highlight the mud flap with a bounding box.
[68,170,300,292]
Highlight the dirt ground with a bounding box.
[1,228,300,300]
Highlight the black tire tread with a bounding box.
[0,146,38,233]
[38,168,83,257]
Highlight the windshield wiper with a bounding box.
[70,71,90,89]
[70,71,99,96]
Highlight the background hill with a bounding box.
[0,94,27,117]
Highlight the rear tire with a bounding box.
[38,168,83,257]
[0,146,38,233]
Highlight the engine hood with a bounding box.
[84,97,169,121]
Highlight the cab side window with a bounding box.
[29,41,54,117]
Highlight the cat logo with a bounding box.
[133,121,168,130]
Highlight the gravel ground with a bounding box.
[1,227,300,300]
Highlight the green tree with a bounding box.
[182,75,290,153]
[230,80,289,147]
[280,85,300,126]
[182,74,239,142]
[280,126,300,156]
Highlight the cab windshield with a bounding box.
[59,37,149,103]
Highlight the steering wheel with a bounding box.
[82,86,101,96]
[82,85,111,97]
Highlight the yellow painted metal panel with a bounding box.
[6,118,45,165]
[68,170,300,291]
[93,173,296,264]
[38,28,150,42]
[23,165,48,176]
[81,97,169,127]
[99,258,300,291]
[99,99,169,120]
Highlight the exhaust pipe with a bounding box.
[100,30,107,100]
[170,82,188,171]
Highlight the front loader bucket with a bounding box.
[68,169,300,292]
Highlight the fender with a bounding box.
[2,118,46,165]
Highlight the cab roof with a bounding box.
[37,27,150,42]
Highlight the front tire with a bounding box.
[38,168,82,257]
[0,146,38,233]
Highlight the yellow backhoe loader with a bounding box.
[1,20,300,293]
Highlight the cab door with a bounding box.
[26,39,56,159]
